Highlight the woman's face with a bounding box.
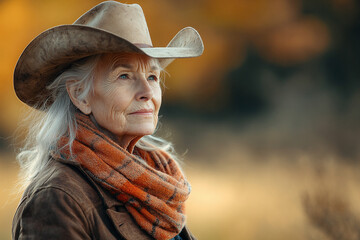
[87,53,162,140]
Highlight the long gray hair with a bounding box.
[16,54,177,189]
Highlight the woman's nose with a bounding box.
[135,77,153,101]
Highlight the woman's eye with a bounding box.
[148,75,158,81]
[119,74,129,80]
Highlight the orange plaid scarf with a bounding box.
[58,113,191,240]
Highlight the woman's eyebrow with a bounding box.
[113,63,133,70]
[150,65,160,71]
[112,63,160,72]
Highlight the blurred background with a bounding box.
[1,0,360,239]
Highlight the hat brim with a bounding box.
[14,25,204,108]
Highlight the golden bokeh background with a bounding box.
[1,0,360,239]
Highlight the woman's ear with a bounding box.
[66,81,92,115]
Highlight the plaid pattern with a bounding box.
[58,113,191,240]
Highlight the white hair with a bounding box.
[16,54,178,189]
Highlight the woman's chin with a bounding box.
[122,126,156,137]
[133,129,156,137]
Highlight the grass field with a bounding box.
[186,157,360,240]
[1,152,360,240]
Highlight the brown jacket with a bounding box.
[12,159,196,240]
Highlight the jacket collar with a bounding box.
[57,157,153,239]
[56,156,122,209]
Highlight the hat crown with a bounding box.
[74,1,153,46]
[14,1,204,109]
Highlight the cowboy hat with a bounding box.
[14,1,204,108]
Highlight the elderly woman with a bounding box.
[12,1,203,240]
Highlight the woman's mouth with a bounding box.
[129,109,154,115]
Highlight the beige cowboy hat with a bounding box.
[14,1,204,108]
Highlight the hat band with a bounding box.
[134,43,153,48]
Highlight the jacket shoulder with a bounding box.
[13,184,92,240]
[12,161,101,239]
[24,160,102,207]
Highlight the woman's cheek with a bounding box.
[154,87,162,110]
